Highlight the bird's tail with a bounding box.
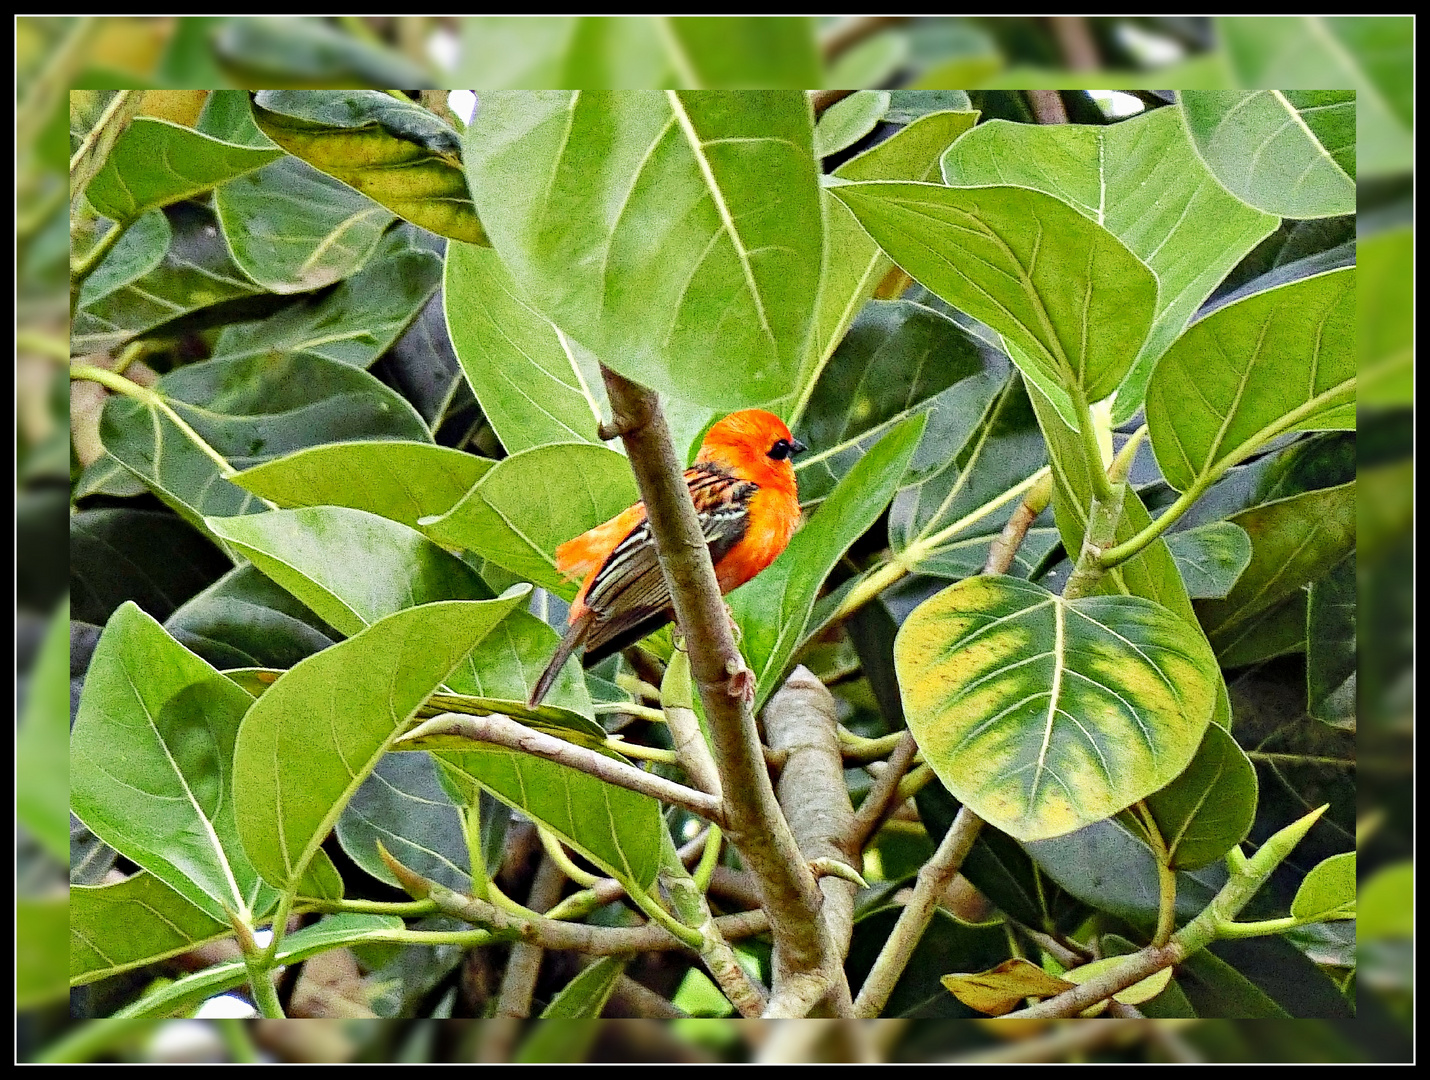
[529,615,588,707]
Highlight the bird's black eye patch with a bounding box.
[767,437,808,460]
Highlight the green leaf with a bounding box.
[824,31,909,90]
[336,751,470,893]
[232,591,528,891]
[231,441,490,530]
[1291,851,1356,921]
[1136,723,1257,871]
[17,897,70,1007]
[214,156,395,293]
[1147,267,1356,493]
[896,576,1220,841]
[1307,553,1355,728]
[421,443,639,595]
[1214,591,1307,668]
[1218,16,1411,176]
[456,17,672,90]
[889,372,1055,580]
[663,17,821,89]
[1196,483,1356,658]
[540,956,630,1018]
[1165,521,1253,599]
[213,223,442,366]
[1178,90,1355,218]
[69,872,230,986]
[206,507,493,638]
[848,904,1009,1018]
[70,508,231,625]
[100,353,431,535]
[813,90,890,158]
[71,602,276,921]
[795,299,1008,506]
[72,204,267,355]
[941,107,1279,421]
[443,241,610,453]
[1357,227,1413,406]
[464,91,823,408]
[445,610,596,723]
[1357,861,1412,939]
[77,209,171,307]
[196,88,278,148]
[85,117,283,222]
[433,748,664,892]
[830,179,1158,403]
[731,413,925,709]
[793,110,978,426]
[17,599,72,863]
[164,564,338,671]
[250,90,485,245]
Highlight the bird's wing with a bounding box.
[580,465,756,660]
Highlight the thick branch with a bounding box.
[764,667,859,1016]
[598,365,833,1000]
[404,713,723,824]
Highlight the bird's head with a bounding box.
[696,409,808,495]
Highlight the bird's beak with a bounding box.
[789,438,809,456]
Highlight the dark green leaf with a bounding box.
[1166,521,1252,599]
[1136,723,1257,871]
[77,209,171,307]
[164,564,338,671]
[540,956,629,1018]
[212,18,434,87]
[70,509,230,625]
[847,905,1009,1017]
[1307,553,1355,727]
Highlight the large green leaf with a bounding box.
[1197,482,1356,659]
[1133,723,1257,871]
[829,179,1158,403]
[456,16,673,89]
[421,443,639,595]
[794,299,1007,506]
[1165,521,1253,600]
[1307,553,1355,728]
[232,591,528,891]
[1178,90,1355,218]
[1218,16,1411,176]
[443,241,610,454]
[72,204,267,355]
[896,576,1220,841]
[18,897,71,1008]
[100,353,431,535]
[71,603,277,921]
[731,413,925,709]
[207,507,493,638]
[1147,267,1355,494]
[336,751,471,893]
[663,17,821,89]
[791,110,979,426]
[250,90,486,245]
[70,871,230,986]
[164,564,337,671]
[211,225,442,367]
[940,107,1279,421]
[889,373,1055,580]
[215,156,395,293]
[212,17,434,86]
[445,610,595,722]
[433,748,664,892]
[1357,226,1413,406]
[464,91,822,408]
[85,116,283,222]
[232,441,491,530]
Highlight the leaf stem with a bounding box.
[1071,384,1114,504]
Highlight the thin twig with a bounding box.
[849,733,920,851]
[492,853,564,1018]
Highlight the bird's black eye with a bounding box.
[767,437,808,461]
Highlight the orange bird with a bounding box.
[529,409,807,707]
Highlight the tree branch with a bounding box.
[492,852,564,1018]
[598,365,836,1008]
[404,713,724,824]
